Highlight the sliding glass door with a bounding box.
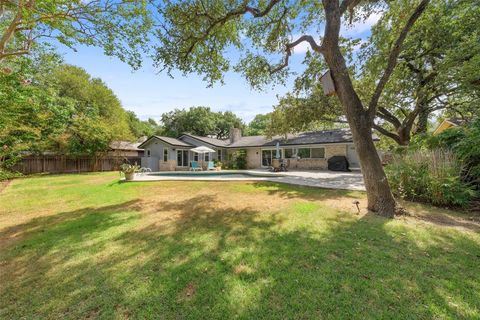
[261,149,282,167]
[177,150,189,167]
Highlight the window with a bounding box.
[177,150,188,167]
[311,148,325,158]
[205,152,210,161]
[261,149,282,166]
[297,148,310,158]
[194,153,199,161]
[146,149,151,157]
[217,149,222,161]
[284,148,295,158]
[296,147,325,159]
[163,149,168,162]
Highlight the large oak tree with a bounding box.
[270,0,480,147]
[153,0,430,217]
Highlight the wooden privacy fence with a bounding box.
[12,156,142,175]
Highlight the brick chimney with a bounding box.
[229,128,242,143]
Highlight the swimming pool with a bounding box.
[147,170,282,178]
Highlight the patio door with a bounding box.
[261,150,274,167]
[177,150,189,167]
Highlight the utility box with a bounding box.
[320,70,336,96]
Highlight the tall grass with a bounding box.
[385,149,476,207]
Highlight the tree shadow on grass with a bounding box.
[1,195,479,319]
[242,181,362,201]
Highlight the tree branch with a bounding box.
[367,0,430,120]
[377,107,402,128]
[270,35,324,74]
[180,0,282,60]
[373,123,401,144]
[339,0,362,15]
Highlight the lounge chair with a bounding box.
[207,161,215,170]
[190,161,202,171]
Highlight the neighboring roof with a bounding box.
[179,133,230,147]
[228,129,379,148]
[138,136,193,148]
[433,118,466,135]
[109,141,142,151]
[446,118,466,126]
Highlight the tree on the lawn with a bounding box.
[153,0,430,217]
[362,0,480,145]
[269,0,480,147]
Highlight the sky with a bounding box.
[58,14,378,124]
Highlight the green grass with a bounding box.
[1,173,479,319]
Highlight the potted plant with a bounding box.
[214,160,222,171]
[120,163,140,181]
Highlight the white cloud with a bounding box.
[341,12,382,37]
[292,41,311,54]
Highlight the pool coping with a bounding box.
[145,170,286,177]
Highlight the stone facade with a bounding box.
[266,144,347,170]
[287,145,347,170]
[288,158,327,170]
[246,148,261,169]
[159,159,176,171]
[325,144,347,158]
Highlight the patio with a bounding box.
[132,169,365,191]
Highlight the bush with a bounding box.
[385,149,476,207]
[119,163,140,174]
[428,119,480,188]
[0,168,21,181]
[225,150,247,169]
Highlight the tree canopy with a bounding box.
[0,0,152,68]
[245,114,271,136]
[0,52,142,165]
[160,106,245,139]
[266,0,480,147]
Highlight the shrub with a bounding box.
[226,150,247,169]
[428,119,480,188]
[119,163,140,174]
[0,168,21,181]
[385,149,476,207]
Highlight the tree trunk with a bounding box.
[414,107,429,135]
[324,66,397,217]
[321,4,397,217]
[352,123,397,217]
[396,126,411,146]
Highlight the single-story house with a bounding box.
[138,128,378,171]
[433,118,465,135]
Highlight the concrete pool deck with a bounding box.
[131,169,365,191]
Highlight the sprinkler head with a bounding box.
[352,200,360,214]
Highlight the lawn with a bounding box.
[1,173,479,319]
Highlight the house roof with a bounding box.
[138,136,193,148]
[138,129,378,150]
[109,141,143,151]
[179,133,229,147]
[228,129,379,148]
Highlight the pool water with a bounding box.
[147,171,279,178]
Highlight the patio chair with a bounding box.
[207,161,215,171]
[190,161,202,171]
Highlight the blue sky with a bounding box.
[59,14,377,124]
